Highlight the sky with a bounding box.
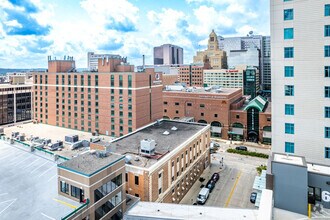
[0,0,270,69]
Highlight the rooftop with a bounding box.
[273,153,305,166]
[0,141,80,220]
[124,202,258,220]
[307,163,330,176]
[164,85,241,96]
[58,152,124,177]
[110,120,208,168]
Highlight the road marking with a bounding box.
[224,170,242,208]
[37,166,55,178]
[41,212,56,220]
[53,198,77,209]
[0,199,16,215]
[24,158,40,169]
[30,161,48,174]
[47,175,57,183]
[10,155,33,166]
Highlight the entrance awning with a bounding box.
[263,131,272,138]
[211,126,222,133]
[231,128,243,135]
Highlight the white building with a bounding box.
[271,0,330,165]
[87,52,122,71]
[203,66,245,88]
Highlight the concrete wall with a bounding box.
[272,161,308,215]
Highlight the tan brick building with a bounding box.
[90,120,211,203]
[58,152,126,220]
[178,64,210,87]
[193,30,227,69]
[163,86,271,144]
[33,56,163,138]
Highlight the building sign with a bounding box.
[322,191,330,202]
[246,72,255,82]
[153,73,162,85]
[226,70,239,73]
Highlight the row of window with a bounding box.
[284,46,330,58]
[284,25,330,40]
[284,4,330,21]
[285,142,330,159]
[285,66,330,78]
[164,102,206,108]
[284,86,330,97]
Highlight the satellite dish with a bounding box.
[249,31,253,35]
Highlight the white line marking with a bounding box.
[0,193,8,197]
[10,155,33,166]
[41,212,56,220]
[47,175,57,183]
[24,158,40,169]
[37,166,55,178]
[30,161,48,174]
[0,199,16,215]
[0,152,16,161]
[5,152,26,162]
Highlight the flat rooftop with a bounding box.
[164,86,241,95]
[3,122,113,158]
[124,202,258,220]
[0,141,80,220]
[58,152,124,177]
[307,163,330,176]
[273,153,304,166]
[110,120,208,168]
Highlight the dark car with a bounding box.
[206,180,216,192]
[211,173,220,182]
[250,192,257,203]
[235,146,248,151]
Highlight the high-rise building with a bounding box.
[271,0,330,165]
[218,34,271,91]
[33,56,163,138]
[87,52,122,71]
[193,30,227,69]
[178,64,211,87]
[153,44,183,65]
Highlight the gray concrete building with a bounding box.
[153,44,183,65]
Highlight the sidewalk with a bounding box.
[211,137,271,150]
[180,158,226,205]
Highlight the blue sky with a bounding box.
[0,0,270,68]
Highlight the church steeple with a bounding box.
[208,29,219,50]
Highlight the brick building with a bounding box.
[33,56,163,138]
[90,120,211,203]
[163,86,271,144]
[178,64,211,87]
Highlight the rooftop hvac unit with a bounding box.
[140,139,156,156]
[171,126,178,131]
[163,131,170,135]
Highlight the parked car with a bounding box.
[211,173,220,182]
[235,146,248,151]
[197,188,210,204]
[250,192,257,203]
[206,179,216,192]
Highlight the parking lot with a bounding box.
[0,141,81,220]
[180,141,268,209]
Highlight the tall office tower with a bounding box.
[218,34,271,91]
[153,44,183,65]
[271,0,330,165]
[87,52,122,71]
[193,30,228,69]
[262,36,271,91]
[34,56,163,138]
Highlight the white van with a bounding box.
[197,188,210,204]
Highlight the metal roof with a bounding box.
[244,95,268,112]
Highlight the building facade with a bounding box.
[58,152,126,220]
[178,64,208,87]
[33,56,163,138]
[203,66,245,88]
[162,87,271,143]
[271,0,330,165]
[262,36,271,91]
[0,83,32,125]
[153,44,183,65]
[91,120,211,203]
[193,30,227,69]
[244,66,260,99]
[87,52,123,71]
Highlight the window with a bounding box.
[326,107,330,118]
[119,75,123,87]
[175,102,179,106]
[163,101,168,105]
[71,185,82,199]
[187,103,192,106]
[325,66,330,77]
[214,114,218,117]
[326,86,330,98]
[325,147,330,158]
[285,123,294,134]
[135,176,139,185]
[284,28,294,39]
[325,46,330,57]
[200,104,205,108]
[285,85,294,96]
[284,9,293,20]
[201,113,204,116]
[128,75,132,88]
[325,127,330,138]
[60,181,69,194]
[176,110,179,114]
[285,142,294,153]
[111,75,114,87]
[284,66,294,77]
[94,174,122,202]
[325,4,330,16]
[284,47,294,58]
[285,104,294,115]
[325,25,330,37]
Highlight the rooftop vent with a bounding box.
[96,151,108,158]
[125,155,132,164]
[140,139,156,156]
[171,126,178,131]
[163,131,170,135]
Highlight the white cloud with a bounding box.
[3,20,22,28]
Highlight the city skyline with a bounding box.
[0,0,270,68]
